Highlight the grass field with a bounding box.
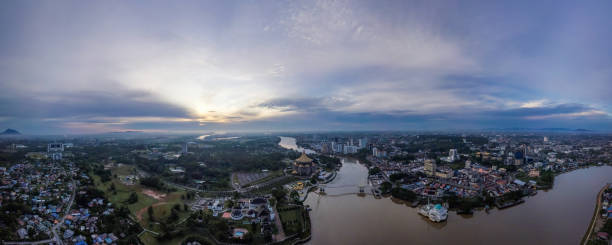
[91,165,193,245]
[278,205,305,236]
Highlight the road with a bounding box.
[3,239,57,245]
[271,205,286,242]
[4,180,76,245]
[51,180,77,245]
[166,175,294,196]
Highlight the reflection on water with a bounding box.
[305,158,612,245]
[196,134,210,140]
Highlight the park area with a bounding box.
[278,205,310,237]
[91,164,194,245]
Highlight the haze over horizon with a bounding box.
[1,0,611,134]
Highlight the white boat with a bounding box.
[418,203,448,222]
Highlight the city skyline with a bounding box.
[1,0,612,134]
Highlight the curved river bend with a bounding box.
[278,136,612,245]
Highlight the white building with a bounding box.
[449,149,458,162]
[47,143,64,161]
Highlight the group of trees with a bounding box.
[368,167,381,175]
[93,165,112,182]
[379,181,392,194]
[140,176,165,190]
[0,200,32,240]
[537,170,555,188]
[317,155,341,170]
[390,187,417,201]
[444,191,493,214]
[125,192,138,204]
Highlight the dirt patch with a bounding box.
[142,189,166,200]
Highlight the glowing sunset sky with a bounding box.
[1,0,611,134]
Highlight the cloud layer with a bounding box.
[0,0,611,134]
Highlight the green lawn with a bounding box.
[278,205,306,236]
[139,232,186,245]
[91,165,192,240]
[91,171,157,214]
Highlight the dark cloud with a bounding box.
[0,89,191,119]
[487,103,602,118]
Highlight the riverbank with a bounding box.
[306,161,612,245]
[581,183,611,245]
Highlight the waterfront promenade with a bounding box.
[581,183,611,245]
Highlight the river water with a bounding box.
[278,137,612,245]
[278,136,316,154]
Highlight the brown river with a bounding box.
[304,158,611,245]
[278,137,612,244]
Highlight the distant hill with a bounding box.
[0,128,21,135]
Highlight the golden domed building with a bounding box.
[292,152,316,176]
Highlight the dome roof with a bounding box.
[295,152,313,163]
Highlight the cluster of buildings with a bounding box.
[0,162,75,240]
[301,133,612,203]
[24,143,74,161]
[319,137,368,154]
[192,196,276,237]
[386,159,527,199]
[601,188,612,219]
[595,187,612,242]
[58,194,127,245]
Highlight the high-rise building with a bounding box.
[335,143,344,153]
[424,159,437,176]
[344,145,358,154]
[47,143,64,161]
[359,137,368,149]
[449,149,458,161]
[321,141,332,154]
[182,142,189,154]
[465,160,471,169]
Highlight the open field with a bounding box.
[91,164,192,245]
[278,205,306,236]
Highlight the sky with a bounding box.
[1,0,611,134]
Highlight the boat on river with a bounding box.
[418,203,448,222]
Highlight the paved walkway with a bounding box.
[581,183,610,245]
[272,205,286,242]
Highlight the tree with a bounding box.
[310,175,318,184]
[271,188,287,203]
[168,209,179,223]
[290,190,300,202]
[183,204,189,211]
[224,199,234,209]
[369,167,381,175]
[390,187,417,201]
[147,206,154,221]
[126,192,138,204]
[380,181,392,193]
